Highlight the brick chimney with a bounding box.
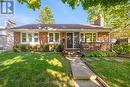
[5,20,16,28]
[94,14,104,27]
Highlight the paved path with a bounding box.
[68,57,104,87]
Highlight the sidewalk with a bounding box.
[69,58,104,87]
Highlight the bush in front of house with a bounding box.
[112,42,130,55]
[20,44,33,52]
[13,44,41,52]
[42,44,63,52]
[13,45,20,52]
[85,51,116,57]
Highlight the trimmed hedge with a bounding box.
[85,51,116,57]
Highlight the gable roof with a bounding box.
[12,24,110,30]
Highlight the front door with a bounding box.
[67,32,80,48]
[67,33,73,48]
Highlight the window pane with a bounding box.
[22,33,26,42]
[22,38,26,42]
[85,33,92,42]
[34,38,38,42]
[34,33,38,38]
[49,33,53,42]
[93,33,96,42]
[80,33,84,42]
[28,33,32,42]
[55,33,59,42]
[22,33,26,37]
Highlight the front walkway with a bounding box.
[66,57,105,87]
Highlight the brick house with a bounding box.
[11,17,111,51]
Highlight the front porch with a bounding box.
[60,32,111,51]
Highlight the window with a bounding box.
[49,33,53,42]
[22,33,26,42]
[21,32,39,43]
[34,33,38,42]
[80,33,96,42]
[49,33,60,43]
[28,33,32,42]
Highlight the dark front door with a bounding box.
[67,33,73,48]
[74,32,80,48]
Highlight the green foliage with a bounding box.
[87,3,129,29]
[13,44,42,52]
[112,43,130,55]
[42,44,49,52]
[38,6,55,24]
[43,44,63,52]
[85,51,116,57]
[13,45,20,52]
[17,0,128,10]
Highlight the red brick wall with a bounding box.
[98,32,109,42]
[14,32,20,45]
[98,32,110,51]
[39,32,48,46]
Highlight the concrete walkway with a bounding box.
[69,58,104,87]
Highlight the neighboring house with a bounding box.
[11,18,111,51]
[112,26,130,43]
[0,20,15,51]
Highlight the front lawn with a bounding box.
[83,57,130,87]
[0,52,74,87]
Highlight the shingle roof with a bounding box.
[12,24,110,30]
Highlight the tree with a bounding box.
[87,3,130,29]
[17,0,128,10]
[38,6,55,24]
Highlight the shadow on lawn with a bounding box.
[0,52,73,87]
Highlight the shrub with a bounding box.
[112,43,130,55]
[33,45,41,52]
[13,44,34,52]
[43,44,49,52]
[42,44,63,52]
[13,45,20,52]
[85,51,116,57]
[20,44,33,52]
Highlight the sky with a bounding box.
[0,0,88,27]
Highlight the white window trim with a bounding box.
[80,32,97,42]
[20,32,39,44]
[48,32,60,44]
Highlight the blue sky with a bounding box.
[0,0,88,26]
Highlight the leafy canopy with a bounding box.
[87,2,130,29]
[17,0,128,10]
[38,6,55,24]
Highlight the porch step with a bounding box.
[64,50,82,58]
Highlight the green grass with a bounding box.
[83,57,130,87]
[0,52,74,87]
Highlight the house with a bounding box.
[11,17,111,51]
[0,20,15,51]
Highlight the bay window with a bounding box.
[80,33,97,42]
[49,32,60,43]
[21,32,39,43]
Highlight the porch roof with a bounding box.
[11,24,111,32]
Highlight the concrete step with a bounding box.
[75,80,103,87]
[71,59,97,80]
